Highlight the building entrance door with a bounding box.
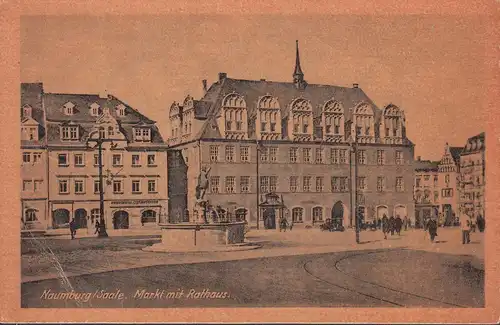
[262,208,276,229]
[74,209,88,228]
[113,210,129,229]
[332,201,344,228]
[443,204,453,226]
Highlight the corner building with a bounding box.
[167,42,415,228]
[43,89,168,229]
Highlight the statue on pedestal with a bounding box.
[194,166,211,224]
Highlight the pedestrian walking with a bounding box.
[460,214,471,244]
[395,216,403,235]
[428,218,438,242]
[389,216,395,236]
[94,219,100,235]
[69,218,77,240]
[382,214,389,240]
[279,217,288,232]
[377,218,381,229]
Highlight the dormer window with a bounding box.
[116,104,126,117]
[21,126,38,141]
[61,125,79,141]
[63,102,75,116]
[133,127,151,142]
[90,103,100,117]
[23,105,32,117]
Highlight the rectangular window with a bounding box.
[357,177,366,190]
[94,180,100,194]
[260,176,269,193]
[147,154,156,166]
[112,154,123,166]
[289,147,298,163]
[74,153,84,166]
[210,145,219,162]
[441,188,454,197]
[260,122,266,132]
[22,152,30,163]
[74,180,84,194]
[303,148,311,163]
[260,147,269,162]
[434,175,439,187]
[132,180,141,193]
[396,177,404,192]
[93,154,99,166]
[316,177,324,192]
[113,180,123,194]
[148,180,157,193]
[58,180,69,194]
[377,150,385,165]
[132,154,140,166]
[270,176,278,192]
[330,149,339,164]
[240,146,249,162]
[315,148,323,164]
[415,178,421,188]
[339,177,348,192]
[22,180,32,191]
[396,151,404,165]
[240,176,250,193]
[236,121,242,131]
[358,150,367,165]
[225,145,235,162]
[225,176,235,193]
[270,122,276,132]
[290,176,298,192]
[339,149,347,164]
[33,152,42,163]
[34,180,43,191]
[58,153,68,166]
[331,177,339,192]
[303,176,311,192]
[210,176,220,193]
[269,147,278,162]
[70,126,78,140]
[377,177,385,192]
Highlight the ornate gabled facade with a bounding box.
[166,41,415,228]
[21,83,168,230]
[459,132,485,223]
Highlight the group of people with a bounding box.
[379,215,407,239]
[279,217,293,232]
[69,218,101,239]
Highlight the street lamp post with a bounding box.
[256,140,260,230]
[87,130,109,238]
[350,131,360,244]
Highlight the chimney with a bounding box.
[218,72,227,82]
[353,83,359,88]
[99,90,108,99]
[260,78,266,81]
[202,79,207,93]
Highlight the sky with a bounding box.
[21,15,489,160]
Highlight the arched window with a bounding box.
[141,210,157,224]
[292,207,304,223]
[312,207,323,222]
[24,209,37,222]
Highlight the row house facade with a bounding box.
[167,41,416,228]
[413,144,462,227]
[458,132,485,223]
[20,83,168,230]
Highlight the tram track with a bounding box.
[303,249,468,308]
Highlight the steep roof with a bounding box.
[200,77,380,121]
[449,146,463,164]
[461,132,485,155]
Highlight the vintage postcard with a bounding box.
[1,1,499,323]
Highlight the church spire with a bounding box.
[293,40,306,89]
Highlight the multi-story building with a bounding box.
[167,42,416,228]
[459,132,485,223]
[413,143,462,227]
[413,158,439,228]
[21,82,169,230]
[21,83,49,229]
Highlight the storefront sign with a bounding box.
[111,200,159,205]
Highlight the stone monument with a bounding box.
[144,166,258,252]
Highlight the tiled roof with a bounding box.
[461,132,485,155]
[449,146,463,164]
[199,77,380,120]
